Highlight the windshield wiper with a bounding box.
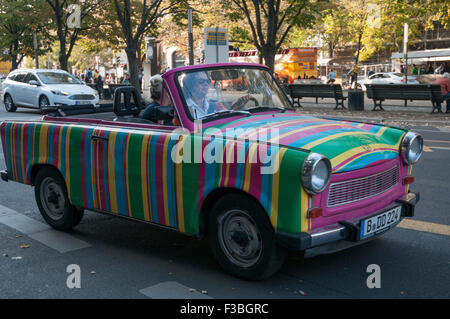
[247,106,292,113]
[199,110,251,121]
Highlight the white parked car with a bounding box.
[2,69,99,113]
[361,72,419,91]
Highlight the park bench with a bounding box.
[365,84,449,113]
[284,84,346,109]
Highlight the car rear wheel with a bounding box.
[208,194,286,280]
[34,166,84,230]
[39,95,50,112]
[4,94,17,112]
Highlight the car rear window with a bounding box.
[393,73,404,77]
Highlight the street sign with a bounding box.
[204,28,228,64]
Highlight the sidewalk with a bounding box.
[294,96,450,128]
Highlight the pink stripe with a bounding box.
[80,129,88,207]
[52,125,61,168]
[22,124,29,184]
[97,130,106,210]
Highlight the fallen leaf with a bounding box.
[298,290,306,296]
[189,288,196,292]
[90,271,96,275]
[201,290,208,294]
[14,234,22,238]
[20,244,30,249]
[11,256,22,260]
[2,253,8,257]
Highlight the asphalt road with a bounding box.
[0,104,449,300]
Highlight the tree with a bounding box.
[111,0,185,92]
[0,0,52,70]
[224,0,323,72]
[44,0,105,71]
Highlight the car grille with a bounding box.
[327,166,398,207]
[69,94,95,100]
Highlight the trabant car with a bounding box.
[0,63,422,280]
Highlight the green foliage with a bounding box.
[0,0,52,68]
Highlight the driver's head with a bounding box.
[182,71,211,100]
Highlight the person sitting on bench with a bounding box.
[433,72,450,113]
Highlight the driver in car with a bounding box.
[182,71,251,120]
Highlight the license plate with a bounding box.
[75,100,90,105]
[360,206,402,240]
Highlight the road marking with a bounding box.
[139,281,214,299]
[0,204,91,253]
[428,146,450,151]
[423,145,433,152]
[398,219,450,237]
[426,139,450,144]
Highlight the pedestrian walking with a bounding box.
[327,69,336,84]
[94,74,103,99]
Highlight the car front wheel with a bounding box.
[4,94,17,112]
[208,194,286,280]
[39,95,50,112]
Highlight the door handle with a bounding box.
[91,135,109,142]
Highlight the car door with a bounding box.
[10,72,27,105]
[89,125,184,229]
[22,73,41,107]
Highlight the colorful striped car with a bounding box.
[0,63,422,280]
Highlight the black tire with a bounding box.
[4,94,17,112]
[39,95,50,112]
[34,167,84,231]
[208,193,286,280]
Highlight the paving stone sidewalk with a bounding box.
[294,96,450,128]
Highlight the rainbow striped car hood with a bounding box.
[209,113,407,173]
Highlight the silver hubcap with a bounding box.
[40,177,65,220]
[40,97,49,108]
[218,210,262,268]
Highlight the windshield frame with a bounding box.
[173,65,294,123]
[37,71,82,85]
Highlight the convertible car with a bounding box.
[0,63,422,280]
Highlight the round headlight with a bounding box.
[301,153,332,194]
[401,132,423,164]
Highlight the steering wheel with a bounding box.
[231,95,259,110]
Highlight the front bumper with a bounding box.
[52,95,99,106]
[275,191,419,257]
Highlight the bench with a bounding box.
[365,84,449,113]
[284,84,346,109]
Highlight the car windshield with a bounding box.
[176,67,292,120]
[37,72,82,85]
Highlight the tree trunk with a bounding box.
[262,46,277,73]
[125,45,140,94]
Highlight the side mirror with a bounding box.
[29,80,40,86]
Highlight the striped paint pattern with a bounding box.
[0,121,310,235]
[211,114,406,173]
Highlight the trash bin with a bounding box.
[348,90,364,111]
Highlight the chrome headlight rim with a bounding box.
[301,152,332,195]
[401,132,423,165]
